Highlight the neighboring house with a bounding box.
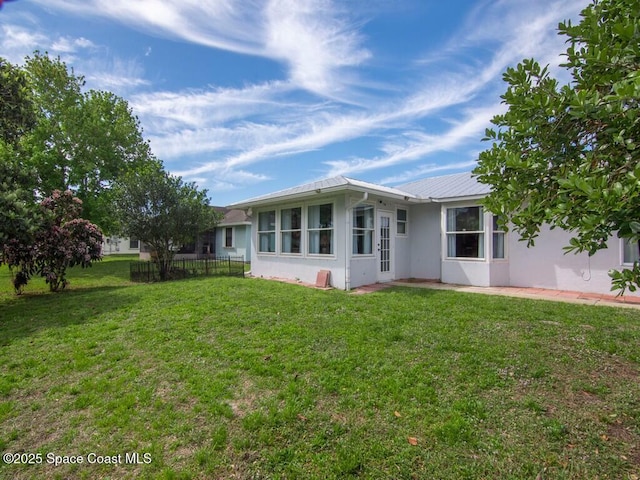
[214,207,252,261]
[138,208,252,262]
[102,236,140,255]
[229,172,640,296]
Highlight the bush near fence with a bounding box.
[130,256,245,282]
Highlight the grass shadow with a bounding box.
[0,285,139,346]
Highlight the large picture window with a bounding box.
[446,206,484,258]
[258,210,276,253]
[308,203,333,255]
[353,205,374,255]
[281,207,302,254]
[623,238,640,264]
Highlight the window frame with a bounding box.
[280,206,302,255]
[491,215,507,260]
[224,227,234,248]
[445,206,485,260]
[352,204,375,256]
[307,202,334,256]
[396,208,408,236]
[622,237,640,265]
[257,210,277,254]
[129,238,139,249]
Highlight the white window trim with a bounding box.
[224,227,234,248]
[280,206,303,256]
[491,215,508,261]
[443,204,486,261]
[257,209,277,255]
[352,204,375,256]
[621,237,640,265]
[396,208,408,236]
[307,201,336,257]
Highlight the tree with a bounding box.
[21,52,153,233]
[114,162,221,281]
[0,58,36,145]
[3,190,103,293]
[0,146,39,261]
[474,0,640,294]
[0,58,39,263]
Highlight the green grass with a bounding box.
[0,257,639,479]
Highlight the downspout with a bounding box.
[345,191,369,290]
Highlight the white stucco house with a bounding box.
[229,172,640,296]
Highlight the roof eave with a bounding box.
[228,184,420,209]
[431,194,488,203]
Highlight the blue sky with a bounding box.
[1,0,590,206]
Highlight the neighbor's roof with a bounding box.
[397,172,491,200]
[228,175,419,208]
[212,207,252,225]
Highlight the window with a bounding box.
[281,207,302,254]
[308,203,333,255]
[397,208,407,235]
[225,227,234,248]
[492,216,506,259]
[258,210,276,253]
[446,206,484,258]
[129,238,139,249]
[623,238,640,264]
[353,205,374,255]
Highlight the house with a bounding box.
[229,172,640,296]
[102,236,140,255]
[138,208,252,262]
[212,207,252,261]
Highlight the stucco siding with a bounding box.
[407,203,441,280]
[507,225,637,295]
[249,195,348,289]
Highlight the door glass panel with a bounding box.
[380,216,390,273]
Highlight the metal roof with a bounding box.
[229,175,418,208]
[396,172,490,200]
[228,171,490,209]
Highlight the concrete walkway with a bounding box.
[352,280,640,310]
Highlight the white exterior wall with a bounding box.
[249,195,349,289]
[102,237,140,255]
[408,203,441,280]
[507,225,639,296]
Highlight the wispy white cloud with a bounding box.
[30,0,371,98]
[323,103,505,177]
[4,0,593,201]
[0,24,48,64]
[380,160,481,185]
[51,36,96,53]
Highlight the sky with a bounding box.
[0,0,591,206]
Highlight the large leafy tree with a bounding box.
[0,58,36,145]
[22,52,153,233]
[114,162,221,281]
[0,58,39,261]
[474,0,640,293]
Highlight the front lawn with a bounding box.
[0,257,639,479]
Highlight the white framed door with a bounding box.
[377,210,394,282]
